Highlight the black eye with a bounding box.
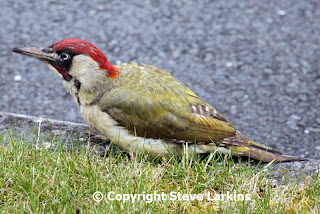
[59,52,70,61]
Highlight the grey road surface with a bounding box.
[1,0,319,159]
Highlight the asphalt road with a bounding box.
[1,0,319,159]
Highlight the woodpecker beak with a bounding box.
[12,46,73,81]
[12,47,59,63]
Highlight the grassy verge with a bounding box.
[0,131,319,213]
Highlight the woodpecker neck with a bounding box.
[69,55,107,90]
[61,54,115,106]
[96,56,119,79]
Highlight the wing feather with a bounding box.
[99,63,236,143]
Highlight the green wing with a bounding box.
[98,63,236,143]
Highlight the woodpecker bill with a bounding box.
[12,38,305,162]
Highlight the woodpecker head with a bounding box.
[12,38,119,82]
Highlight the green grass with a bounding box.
[0,130,319,213]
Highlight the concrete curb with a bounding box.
[0,111,114,157]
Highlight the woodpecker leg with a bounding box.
[83,128,109,144]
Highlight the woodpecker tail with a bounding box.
[221,131,307,162]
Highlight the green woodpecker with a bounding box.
[12,38,305,162]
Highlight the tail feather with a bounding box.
[221,131,307,162]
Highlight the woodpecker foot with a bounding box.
[83,128,109,144]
